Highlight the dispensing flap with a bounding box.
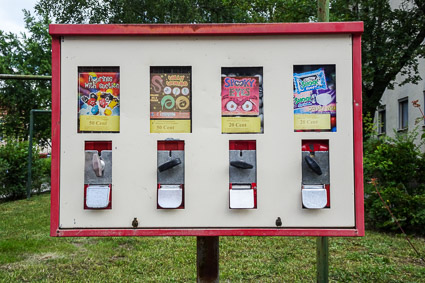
[230,184,254,209]
[158,185,183,209]
[86,185,111,208]
[302,185,327,209]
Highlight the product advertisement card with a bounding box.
[150,73,191,133]
[78,71,120,132]
[221,76,259,116]
[293,65,336,131]
[221,76,261,133]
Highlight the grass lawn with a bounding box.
[1,194,424,282]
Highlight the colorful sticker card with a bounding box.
[221,69,263,134]
[294,69,327,94]
[221,77,260,116]
[293,65,336,132]
[78,71,120,132]
[150,72,191,133]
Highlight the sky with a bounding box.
[0,0,38,34]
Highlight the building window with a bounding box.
[378,108,386,134]
[399,98,408,130]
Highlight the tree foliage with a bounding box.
[330,0,425,115]
[34,0,316,24]
[0,11,51,144]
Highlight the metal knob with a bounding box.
[92,152,105,177]
[158,158,182,172]
[230,161,254,169]
[305,155,322,175]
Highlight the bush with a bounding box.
[0,139,50,200]
[365,185,425,234]
[364,129,425,235]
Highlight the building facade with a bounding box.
[374,57,425,150]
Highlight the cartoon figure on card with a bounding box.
[78,71,120,132]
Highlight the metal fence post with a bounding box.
[26,109,51,199]
[26,110,34,199]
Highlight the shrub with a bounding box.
[0,139,50,200]
[34,156,51,192]
[365,185,425,234]
[364,129,425,235]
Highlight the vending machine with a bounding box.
[50,22,364,237]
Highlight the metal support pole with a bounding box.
[26,109,51,199]
[316,236,329,283]
[197,236,219,283]
[317,0,330,22]
[316,2,330,282]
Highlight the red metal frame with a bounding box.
[50,23,364,237]
[51,36,61,237]
[352,34,365,236]
[49,22,363,36]
[157,140,184,151]
[229,140,256,150]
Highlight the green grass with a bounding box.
[1,194,424,282]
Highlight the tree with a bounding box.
[0,11,51,144]
[34,0,316,24]
[330,0,425,116]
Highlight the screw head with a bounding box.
[132,217,139,228]
[275,217,282,227]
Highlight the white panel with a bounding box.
[60,35,354,228]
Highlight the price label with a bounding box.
[294,114,330,130]
[150,120,191,133]
[80,116,120,132]
[222,117,261,133]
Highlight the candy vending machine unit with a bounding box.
[50,22,364,237]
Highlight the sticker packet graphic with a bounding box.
[293,88,336,114]
[293,68,327,94]
[293,65,337,132]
